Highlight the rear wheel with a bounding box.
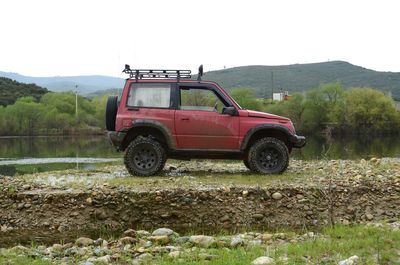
[124,136,166,176]
[248,137,289,174]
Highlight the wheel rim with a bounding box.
[256,147,282,170]
[133,144,157,170]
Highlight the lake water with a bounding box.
[0,135,399,175]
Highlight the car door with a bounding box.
[174,84,240,150]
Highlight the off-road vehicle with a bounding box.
[106,65,305,176]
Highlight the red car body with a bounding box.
[109,79,304,160]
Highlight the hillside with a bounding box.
[1,61,400,99]
[0,77,48,106]
[0,72,124,94]
[201,61,400,99]
[85,88,123,99]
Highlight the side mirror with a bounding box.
[222,106,238,116]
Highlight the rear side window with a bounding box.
[127,83,171,108]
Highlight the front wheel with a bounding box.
[124,136,166,176]
[243,159,251,170]
[248,137,289,174]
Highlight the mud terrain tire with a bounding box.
[124,136,166,176]
[105,96,118,131]
[248,137,289,174]
[243,159,251,170]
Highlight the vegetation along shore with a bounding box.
[1,75,399,136]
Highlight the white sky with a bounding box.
[1,0,399,77]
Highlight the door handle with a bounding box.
[181,117,189,121]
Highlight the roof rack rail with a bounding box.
[122,64,191,80]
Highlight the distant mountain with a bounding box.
[0,77,48,106]
[85,88,123,99]
[200,61,400,99]
[0,72,125,95]
[1,61,400,99]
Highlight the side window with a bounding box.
[180,87,228,113]
[127,83,171,108]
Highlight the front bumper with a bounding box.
[107,131,127,151]
[290,134,306,148]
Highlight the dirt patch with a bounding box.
[0,159,399,246]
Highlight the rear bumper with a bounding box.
[290,134,306,148]
[107,131,126,151]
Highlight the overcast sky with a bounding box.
[1,0,399,77]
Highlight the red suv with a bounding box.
[106,65,305,176]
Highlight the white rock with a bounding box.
[76,237,93,247]
[87,255,111,264]
[189,235,215,248]
[230,236,245,247]
[168,251,181,258]
[272,192,282,200]
[338,255,359,265]
[1,225,7,233]
[251,256,275,264]
[96,255,111,263]
[152,228,174,236]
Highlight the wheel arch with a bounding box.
[241,124,292,152]
[120,120,175,151]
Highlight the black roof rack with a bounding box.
[123,64,191,80]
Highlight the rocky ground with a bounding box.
[0,158,399,264]
[1,224,400,264]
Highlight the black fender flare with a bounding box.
[122,119,176,149]
[240,124,293,151]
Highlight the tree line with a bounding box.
[0,82,399,136]
[231,82,400,135]
[0,92,108,136]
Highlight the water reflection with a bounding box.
[0,136,118,159]
[0,136,119,176]
[292,135,400,160]
[1,135,400,161]
[0,135,399,176]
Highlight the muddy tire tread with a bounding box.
[248,137,289,174]
[124,136,166,176]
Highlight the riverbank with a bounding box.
[1,159,399,246]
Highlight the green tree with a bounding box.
[91,94,109,128]
[343,88,399,130]
[3,97,45,135]
[230,88,262,111]
[263,93,306,129]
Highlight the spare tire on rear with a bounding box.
[105,96,118,131]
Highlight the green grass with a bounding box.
[155,225,399,265]
[1,225,398,265]
[281,225,400,264]
[0,253,52,265]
